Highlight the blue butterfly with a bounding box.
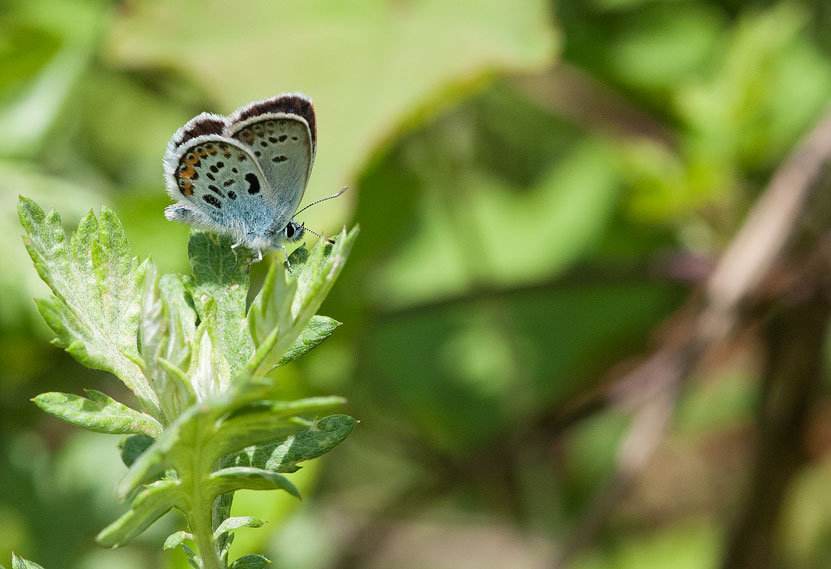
[164,92,341,261]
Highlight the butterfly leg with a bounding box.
[279,244,291,270]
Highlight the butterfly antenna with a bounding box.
[294,186,348,217]
[301,223,336,245]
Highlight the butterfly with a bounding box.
[163,92,341,262]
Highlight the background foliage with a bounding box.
[2,1,831,568]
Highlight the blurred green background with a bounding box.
[2,0,831,568]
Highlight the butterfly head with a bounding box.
[283,220,305,242]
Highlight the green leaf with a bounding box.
[140,270,196,420]
[18,197,160,419]
[115,382,273,499]
[228,414,356,473]
[163,530,192,550]
[187,231,254,377]
[210,397,346,465]
[96,479,183,548]
[229,554,271,569]
[9,553,45,569]
[276,315,341,366]
[246,227,358,375]
[106,380,346,547]
[208,467,300,499]
[213,516,264,539]
[119,434,155,468]
[32,390,162,436]
[117,387,344,499]
[188,299,231,401]
[182,544,197,559]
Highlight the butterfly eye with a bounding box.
[284,221,305,242]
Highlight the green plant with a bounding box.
[14,196,358,569]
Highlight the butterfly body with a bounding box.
[163,93,316,253]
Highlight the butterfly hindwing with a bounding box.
[164,134,277,247]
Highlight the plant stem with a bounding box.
[191,485,224,569]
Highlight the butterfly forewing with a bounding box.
[225,114,313,230]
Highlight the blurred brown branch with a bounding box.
[553,111,831,568]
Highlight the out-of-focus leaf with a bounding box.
[96,479,182,548]
[109,0,558,232]
[8,553,45,569]
[229,554,271,569]
[163,530,191,550]
[119,435,155,468]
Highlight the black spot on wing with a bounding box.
[208,184,224,197]
[202,194,222,208]
[245,172,261,195]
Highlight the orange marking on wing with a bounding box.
[179,165,197,179]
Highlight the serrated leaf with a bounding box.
[187,231,254,377]
[208,467,300,499]
[246,227,358,375]
[9,553,45,569]
[163,530,192,550]
[18,197,160,419]
[119,434,155,468]
[210,397,346,464]
[213,516,264,539]
[276,315,340,366]
[188,300,231,401]
[229,554,271,569]
[96,479,182,548]
[116,382,277,499]
[141,270,196,420]
[228,414,356,473]
[32,390,162,436]
[118,388,343,499]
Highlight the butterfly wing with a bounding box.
[225,93,316,231]
[163,121,277,249]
